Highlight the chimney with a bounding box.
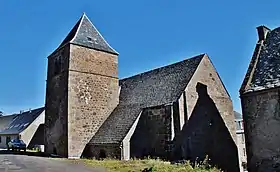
[257,25,270,41]
[20,110,24,114]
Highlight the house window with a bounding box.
[237,121,244,130]
[0,136,2,143]
[241,134,245,143]
[87,36,93,42]
[243,148,246,156]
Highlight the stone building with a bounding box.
[240,25,280,172]
[235,111,247,172]
[45,13,239,171]
[0,107,45,149]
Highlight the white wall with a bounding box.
[122,111,142,160]
[20,111,45,147]
[237,131,247,172]
[0,135,18,148]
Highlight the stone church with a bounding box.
[45,13,239,171]
[240,26,280,172]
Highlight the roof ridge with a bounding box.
[6,107,45,116]
[57,15,83,49]
[80,14,119,55]
[0,114,17,118]
[69,13,86,43]
[120,54,205,83]
[240,41,264,94]
[56,13,118,55]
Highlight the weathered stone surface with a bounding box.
[45,42,118,158]
[68,44,119,158]
[83,143,121,159]
[241,89,280,172]
[45,45,70,157]
[171,55,239,172]
[240,26,280,172]
[89,54,204,146]
[130,105,171,159]
[185,55,237,143]
[45,14,239,171]
[86,54,238,172]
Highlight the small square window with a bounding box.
[87,36,93,42]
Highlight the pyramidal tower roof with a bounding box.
[58,13,118,55]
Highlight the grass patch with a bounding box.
[26,149,38,153]
[65,158,221,172]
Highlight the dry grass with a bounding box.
[64,158,221,172]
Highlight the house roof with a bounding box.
[89,54,205,144]
[90,104,142,144]
[240,26,280,93]
[0,107,44,135]
[0,115,17,132]
[234,111,242,120]
[57,13,118,55]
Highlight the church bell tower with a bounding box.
[45,13,119,158]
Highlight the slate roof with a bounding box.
[234,111,242,120]
[0,115,17,132]
[241,26,280,93]
[0,107,44,135]
[58,13,118,55]
[90,104,143,144]
[234,111,243,131]
[90,54,205,144]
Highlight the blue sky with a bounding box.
[0,0,280,114]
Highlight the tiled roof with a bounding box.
[0,107,44,135]
[58,13,118,55]
[90,54,205,144]
[241,26,280,93]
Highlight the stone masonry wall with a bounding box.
[173,55,240,171]
[68,45,119,158]
[185,55,237,143]
[83,144,121,159]
[174,83,239,172]
[130,105,171,159]
[45,45,70,157]
[241,88,280,172]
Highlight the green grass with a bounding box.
[26,149,38,153]
[65,158,221,172]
